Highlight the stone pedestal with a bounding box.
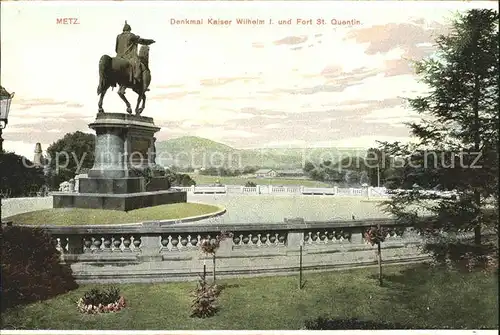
[88,113,161,178]
[53,113,186,211]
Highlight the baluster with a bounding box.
[60,237,69,252]
[334,229,342,241]
[122,235,132,252]
[188,234,197,248]
[251,233,259,246]
[342,229,352,241]
[52,237,60,251]
[278,233,286,245]
[112,236,123,252]
[102,235,112,252]
[233,234,241,246]
[319,230,327,243]
[311,231,319,243]
[327,230,335,242]
[93,236,103,252]
[180,235,189,249]
[83,237,93,253]
[161,234,170,251]
[171,235,179,251]
[260,233,268,246]
[132,236,142,251]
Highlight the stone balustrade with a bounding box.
[32,217,443,283]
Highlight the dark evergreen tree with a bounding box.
[380,9,499,255]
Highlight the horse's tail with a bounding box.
[97,55,112,95]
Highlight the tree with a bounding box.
[0,152,45,197]
[199,231,232,284]
[303,161,315,173]
[242,166,258,175]
[344,170,360,186]
[380,9,499,256]
[46,131,95,189]
[365,148,391,187]
[334,156,367,172]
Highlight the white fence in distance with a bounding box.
[173,185,389,197]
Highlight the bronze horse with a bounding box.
[97,45,151,115]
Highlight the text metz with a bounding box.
[56,18,80,25]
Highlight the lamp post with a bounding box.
[0,86,15,224]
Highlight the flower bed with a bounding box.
[76,287,126,314]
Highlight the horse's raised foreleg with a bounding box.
[117,86,132,114]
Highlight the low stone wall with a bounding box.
[37,218,432,283]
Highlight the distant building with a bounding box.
[276,169,305,178]
[254,169,278,178]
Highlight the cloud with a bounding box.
[273,36,308,46]
[345,21,449,61]
[149,90,200,100]
[154,84,185,89]
[383,59,415,77]
[66,103,84,108]
[200,76,261,87]
[364,106,419,126]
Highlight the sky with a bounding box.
[1,1,498,160]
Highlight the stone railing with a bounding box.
[31,217,438,283]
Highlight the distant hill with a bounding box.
[155,136,365,169]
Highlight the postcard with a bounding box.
[0,1,498,333]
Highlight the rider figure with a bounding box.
[115,21,155,84]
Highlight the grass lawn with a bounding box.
[4,203,222,226]
[1,264,497,330]
[189,174,331,187]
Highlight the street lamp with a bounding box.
[1,86,15,224]
[0,86,15,152]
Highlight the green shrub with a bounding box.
[81,286,120,306]
[190,274,219,318]
[425,239,498,273]
[0,225,78,311]
[245,181,257,187]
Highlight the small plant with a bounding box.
[200,231,233,283]
[190,273,219,318]
[365,225,388,286]
[77,286,126,314]
[245,181,257,187]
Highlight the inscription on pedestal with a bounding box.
[130,137,150,162]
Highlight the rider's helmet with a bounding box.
[123,21,131,32]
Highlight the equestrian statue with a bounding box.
[97,21,155,115]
